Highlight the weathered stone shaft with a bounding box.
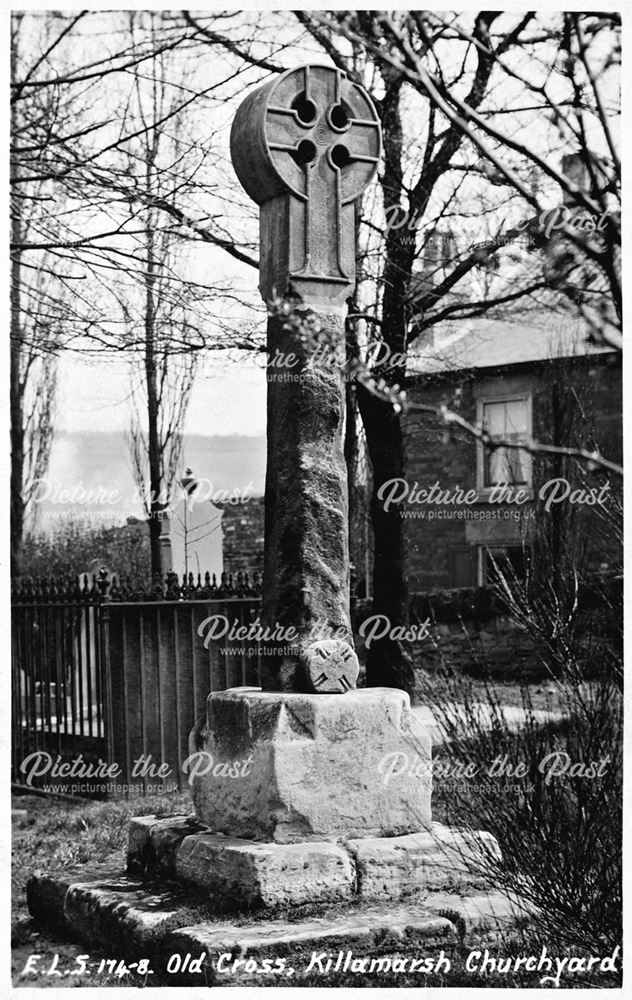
[260,308,352,691]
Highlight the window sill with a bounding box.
[474,488,535,505]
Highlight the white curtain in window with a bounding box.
[484,399,529,485]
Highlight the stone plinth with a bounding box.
[126,814,500,908]
[189,686,431,843]
[176,833,354,908]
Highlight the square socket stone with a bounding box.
[189,686,431,843]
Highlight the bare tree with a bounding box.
[114,14,204,575]
[294,10,620,695]
[11,15,67,571]
[10,11,266,573]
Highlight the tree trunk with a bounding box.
[10,253,24,577]
[358,73,417,697]
[10,18,24,576]
[144,205,163,579]
[357,382,414,693]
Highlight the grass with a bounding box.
[12,792,192,988]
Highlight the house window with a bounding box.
[449,544,478,588]
[477,395,532,491]
[479,544,530,586]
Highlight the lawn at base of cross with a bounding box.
[12,792,191,988]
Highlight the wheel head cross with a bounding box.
[231,63,381,311]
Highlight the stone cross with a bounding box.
[230,64,381,693]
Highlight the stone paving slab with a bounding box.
[27,866,195,951]
[422,889,534,932]
[167,903,458,984]
[26,862,131,928]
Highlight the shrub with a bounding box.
[424,671,622,957]
[20,518,150,587]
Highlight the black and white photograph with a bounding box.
[8,4,624,991]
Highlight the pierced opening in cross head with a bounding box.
[331,143,351,169]
[328,102,351,132]
[292,139,318,168]
[291,91,318,126]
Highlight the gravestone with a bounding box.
[159,470,223,579]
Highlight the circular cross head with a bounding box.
[230,64,381,208]
[300,639,360,694]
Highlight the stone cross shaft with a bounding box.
[230,65,381,693]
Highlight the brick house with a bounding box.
[402,315,622,592]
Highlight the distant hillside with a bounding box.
[30,431,266,534]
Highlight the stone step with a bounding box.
[27,864,206,953]
[167,904,457,984]
[167,893,529,984]
[27,862,527,985]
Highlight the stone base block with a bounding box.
[124,814,500,910]
[127,814,204,874]
[175,832,354,908]
[348,824,501,899]
[26,814,520,985]
[189,686,432,843]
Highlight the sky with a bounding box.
[56,353,267,437]
[24,7,618,426]
[10,8,623,481]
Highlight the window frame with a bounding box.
[478,543,531,587]
[476,391,533,499]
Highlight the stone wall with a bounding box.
[414,615,539,680]
[221,496,265,573]
[352,590,537,679]
[353,576,621,681]
[409,605,618,683]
